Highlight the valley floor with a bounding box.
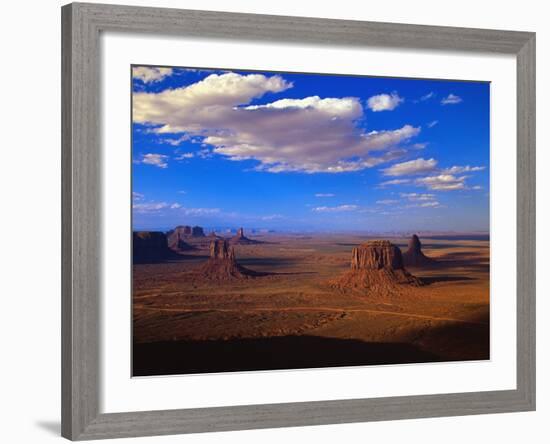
[132,234,490,376]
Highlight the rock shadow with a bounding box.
[420,275,477,284]
[133,335,443,376]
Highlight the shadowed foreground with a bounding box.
[133,335,443,376]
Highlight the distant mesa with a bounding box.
[166,225,207,251]
[197,239,258,280]
[208,231,222,239]
[332,240,421,290]
[230,227,263,245]
[133,231,174,263]
[166,226,195,253]
[169,225,206,239]
[402,234,435,267]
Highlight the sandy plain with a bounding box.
[132,234,489,376]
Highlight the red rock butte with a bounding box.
[197,239,256,280]
[166,226,194,252]
[351,240,405,270]
[230,227,261,245]
[402,234,435,267]
[333,240,421,291]
[209,238,236,261]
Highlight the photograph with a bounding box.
[131,64,490,376]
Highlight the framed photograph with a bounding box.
[62,2,535,440]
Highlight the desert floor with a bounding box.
[132,235,489,376]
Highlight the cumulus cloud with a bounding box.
[441,94,463,105]
[134,72,292,133]
[366,92,404,112]
[315,193,335,198]
[382,158,438,176]
[415,174,467,190]
[137,153,169,168]
[134,73,421,173]
[133,66,173,83]
[381,161,485,191]
[312,205,358,213]
[162,135,191,146]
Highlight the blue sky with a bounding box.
[132,65,489,233]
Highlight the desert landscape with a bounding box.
[132,227,489,376]
[131,65,490,377]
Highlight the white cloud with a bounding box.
[366,92,404,112]
[312,205,358,213]
[137,153,169,168]
[427,120,439,128]
[472,185,483,190]
[400,192,436,201]
[175,152,194,160]
[420,92,435,101]
[132,192,144,200]
[133,66,173,83]
[134,72,292,132]
[132,202,170,213]
[415,174,467,190]
[376,199,399,205]
[244,96,355,113]
[411,143,428,149]
[418,201,441,208]
[441,94,463,105]
[177,190,187,194]
[441,165,485,174]
[134,73,421,173]
[132,200,220,216]
[315,193,335,198]
[182,207,220,216]
[162,135,190,146]
[382,158,438,176]
[378,178,411,187]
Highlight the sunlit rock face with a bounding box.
[351,240,405,270]
[197,239,256,280]
[332,240,421,292]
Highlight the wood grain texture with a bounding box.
[61,2,536,440]
[62,3,101,439]
[76,2,531,53]
[516,35,536,409]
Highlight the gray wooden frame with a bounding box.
[61,2,536,440]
